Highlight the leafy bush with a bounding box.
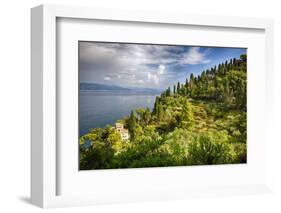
[188,131,235,165]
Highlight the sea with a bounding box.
[79,90,159,136]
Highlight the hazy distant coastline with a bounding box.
[80,82,162,94]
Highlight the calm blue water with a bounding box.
[79,90,159,136]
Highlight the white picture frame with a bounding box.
[31,4,274,208]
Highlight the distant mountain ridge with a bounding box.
[80,82,161,93]
[80,83,129,91]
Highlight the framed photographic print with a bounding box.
[31,4,274,208]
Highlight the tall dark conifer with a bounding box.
[189,73,194,89]
[177,82,181,94]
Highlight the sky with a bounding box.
[79,42,246,89]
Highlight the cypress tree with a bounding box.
[166,86,171,96]
[177,82,180,94]
[190,73,194,81]
[128,110,137,140]
[185,78,189,88]
[153,96,159,115]
[190,73,194,89]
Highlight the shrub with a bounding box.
[188,131,234,165]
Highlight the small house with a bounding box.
[115,123,129,140]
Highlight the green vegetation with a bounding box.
[79,54,247,170]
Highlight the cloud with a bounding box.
[104,76,111,81]
[157,64,165,75]
[79,42,213,88]
[147,72,159,85]
[79,42,182,88]
[79,42,119,65]
[180,47,211,65]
